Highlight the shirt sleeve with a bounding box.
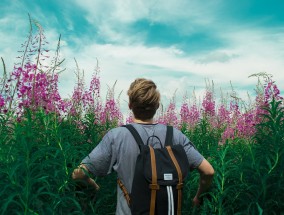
[175,129,204,170]
[81,130,116,176]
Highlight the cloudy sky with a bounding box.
[1,0,284,114]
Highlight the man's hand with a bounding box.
[194,158,214,205]
[86,177,100,190]
[192,195,201,207]
[72,164,100,190]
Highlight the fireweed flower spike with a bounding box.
[100,95,123,125]
[202,91,216,117]
[0,94,5,108]
[180,102,190,126]
[163,100,178,127]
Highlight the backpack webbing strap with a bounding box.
[117,125,143,207]
[166,146,183,215]
[149,146,159,215]
[117,178,130,206]
[123,124,144,146]
[165,126,173,146]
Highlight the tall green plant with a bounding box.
[0,109,102,214]
[252,97,284,214]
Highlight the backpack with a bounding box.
[117,124,190,215]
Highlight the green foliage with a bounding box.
[252,98,284,214]
[1,97,284,214]
[183,117,221,153]
[180,100,284,215]
[0,109,116,214]
[255,97,284,146]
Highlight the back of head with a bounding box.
[127,78,160,121]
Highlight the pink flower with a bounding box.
[264,80,283,103]
[180,102,190,124]
[100,98,122,124]
[0,95,5,108]
[163,102,178,127]
[202,91,215,116]
[217,104,230,124]
[188,104,200,127]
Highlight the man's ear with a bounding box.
[128,103,132,110]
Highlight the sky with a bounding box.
[1,0,284,115]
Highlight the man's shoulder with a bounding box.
[111,125,129,132]
[107,125,130,137]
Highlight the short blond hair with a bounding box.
[127,78,160,120]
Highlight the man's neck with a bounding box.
[133,118,154,124]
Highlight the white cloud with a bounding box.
[0,15,30,72]
[2,0,284,119]
[55,22,284,117]
[73,0,222,44]
[74,0,219,25]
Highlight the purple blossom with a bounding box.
[235,111,256,138]
[202,91,215,116]
[160,101,178,127]
[188,104,200,127]
[264,80,283,104]
[177,101,201,129]
[217,104,230,124]
[180,102,190,124]
[11,63,63,115]
[100,97,122,125]
[220,127,235,144]
[0,94,5,108]
[89,72,100,98]
[125,112,134,124]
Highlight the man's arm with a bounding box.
[193,158,214,206]
[72,164,100,190]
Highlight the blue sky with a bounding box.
[1,0,284,114]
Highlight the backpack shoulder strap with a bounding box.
[117,124,145,206]
[122,124,144,146]
[165,125,173,146]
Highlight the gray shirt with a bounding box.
[82,123,204,215]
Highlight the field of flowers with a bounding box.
[1,18,284,215]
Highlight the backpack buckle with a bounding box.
[149,184,160,190]
[176,183,183,189]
